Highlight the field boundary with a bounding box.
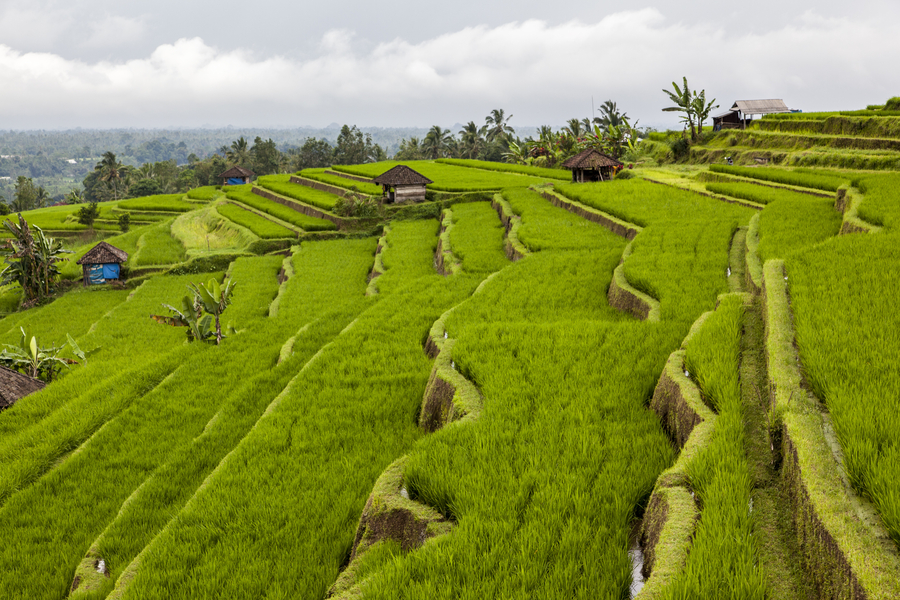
[325,170,375,184]
[642,176,765,211]
[536,186,642,239]
[434,209,462,276]
[250,186,346,228]
[289,175,357,198]
[608,240,661,322]
[219,200,302,236]
[638,298,742,598]
[837,187,882,235]
[490,193,530,261]
[762,259,900,599]
[333,272,501,597]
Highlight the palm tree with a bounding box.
[485,109,515,144]
[35,187,50,209]
[458,122,488,159]
[564,118,588,140]
[594,100,628,133]
[95,151,127,201]
[502,140,528,165]
[422,126,452,159]
[662,78,696,140]
[226,137,252,168]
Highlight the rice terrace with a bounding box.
[2,91,900,600]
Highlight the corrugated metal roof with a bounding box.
[731,99,790,115]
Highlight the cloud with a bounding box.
[1,9,898,129]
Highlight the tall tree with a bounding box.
[422,126,453,159]
[394,137,424,160]
[226,137,252,168]
[12,177,37,212]
[458,122,488,159]
[594,100,628,132]
[95,151,127,201]
[251,137,280,175]
[484,109,515,144]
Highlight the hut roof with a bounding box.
[0,365,45,410]
[731,99,790,115]
[562,148,623,170]
[76,241,128,265]
[219,166,255,179]
[372,165,433,186]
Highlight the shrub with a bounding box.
[885,97,900,111]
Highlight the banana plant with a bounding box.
[151,295,214,343]
[189,278,236,345]
[152,278,236,345]
[0,328,89,382]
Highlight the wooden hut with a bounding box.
[0,365,45,411]
[76,241,128,286]
[372,165,433,203]
[713,99,791,130]
[220,166,255,186]
[562,148,624,182]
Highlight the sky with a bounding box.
[1,0,899,131]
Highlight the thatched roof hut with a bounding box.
[76,241,128,286]
[373,165,433,204]
[220,166,255,185]
[713,99,791,130]
[0,365,45,411]
[562,149,624,182]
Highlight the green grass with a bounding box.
[447,202,509,274]
[435,158,571,181]
[225,184,337,231]
[705,181,815,205]
[170,207,257,254]
[216,203,296,239]
[709,164,849,192]
[332,160,557,191]
[667,294,766,599]
[856,173,900,229]
[757,192,841,262]
[133,220,187,266]
[186,186,221,201]
[117,194,196,213]
[256,174,341,211]
[788,231,900,547]
[555,180,753,322]
[299,168,383,195]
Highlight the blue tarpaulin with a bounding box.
[228,177,244,185]
[102,263,120,279]
[88,265,104,285]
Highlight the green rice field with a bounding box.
[0,154,897,600]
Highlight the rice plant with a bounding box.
[709,164,848,192]
[299,168,383,195]
[256,174,341,211]
[216,203,296,239]
[117,194,196,213]
[436,158,571,181]
[225,184,337,231]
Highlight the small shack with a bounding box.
[713,99,791,130]
[562,148,624,182]
[372,165,433,204]
[0,365,45,411]
[76,241,128,286]
[220,166,255,186]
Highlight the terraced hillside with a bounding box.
[0,157,898,600]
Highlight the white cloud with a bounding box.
[0,9,898,129]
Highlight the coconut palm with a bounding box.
[226,137,252,168]
[422,126,453,159]
[458,121,488,159]
[564,118,588,140]
[594,100,628,133]
[95,151,127,201]
[485,109,515,144]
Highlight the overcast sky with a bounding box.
[1,0,899,130]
